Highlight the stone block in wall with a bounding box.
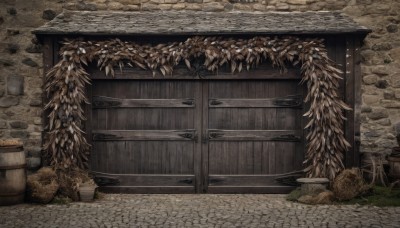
[155,4,171,10]
[228,0,257,3]
[33,117,42,125]
[395,91,400,99]
[361,105,372,113]
[253,3,266,11]
[365,4,391,15]
[172,3,186,10]
[30,132,42,139]
[24,139,42,148]
[308,2,325,11]
[363,75,378,85]
[376,118,391,126]
[234,3,252,11]
[381,101,400,109]
[63,3,77,10]
[276,3,290,10]
[0,58,14,67]
[0,120,7,129]
[389,48,400,63]
[6,43,19,54]
[6,29,19,36]
[141,3,160,10]
[368,108,389,120]
[76,2,97,11]
[287,0,307,5]
[9,121,28,129]
[203,2,224,11]
[116,0,141,4]
[22,58,38,67]
[42,10,57,21]
[0,96,19,108]
[371,43,392,52]
[25,44,43,53]
[186,0,202,3]
[27,157,41,170]
[150,0,164,3]
[29,98,42,107]
[360,50,376,65]
[27,147,42,158]
[164,0,179,3]
[10,130,29,139]
[7,75,24,95]
[186,3,202,10]
[125,5,140,11]
[364,130,380,138]
[383,90,395,100]
[371,65,389,77]
[391,74,400,88]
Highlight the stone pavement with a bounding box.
[0,194,399,228]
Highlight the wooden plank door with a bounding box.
[204,80,305,193]
[90,80,201,193]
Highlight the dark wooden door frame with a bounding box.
[41,35,362,193]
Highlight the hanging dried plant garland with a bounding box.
[45,36,350,180]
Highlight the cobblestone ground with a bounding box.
[1,194,399,228]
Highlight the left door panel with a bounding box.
[90,80,199,193]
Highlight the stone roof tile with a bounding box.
[33,10,371,36]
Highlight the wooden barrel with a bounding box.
[388,156,400,180]
[0,145,26,206]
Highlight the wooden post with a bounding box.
[41,37,54,166]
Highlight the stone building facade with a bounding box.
[0,0,399,170]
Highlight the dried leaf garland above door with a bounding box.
[44,36,351,180]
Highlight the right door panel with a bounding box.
[205,80,305,193]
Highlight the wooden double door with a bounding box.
[89,79,305,193]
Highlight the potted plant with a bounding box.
[78,179,97,202]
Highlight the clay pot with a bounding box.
[78,185,96,202]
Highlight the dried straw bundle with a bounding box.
[333,168,369,201]
[26,167,59,203]
[45,36,350,180]
[56,167,92,201]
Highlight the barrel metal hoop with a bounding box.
[0,192,25,197]
[0,164,27,170]
[0,146,24,153]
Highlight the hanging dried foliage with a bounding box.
[44,36,350,180]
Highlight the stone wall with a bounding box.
[0,0,399,171]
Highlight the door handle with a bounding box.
[272,95,302,107]
[209,99,222,106]
[177,131,198,142]
[209,132,224,139]
[182,99,194,106]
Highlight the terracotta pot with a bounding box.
[79,186,96,202]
